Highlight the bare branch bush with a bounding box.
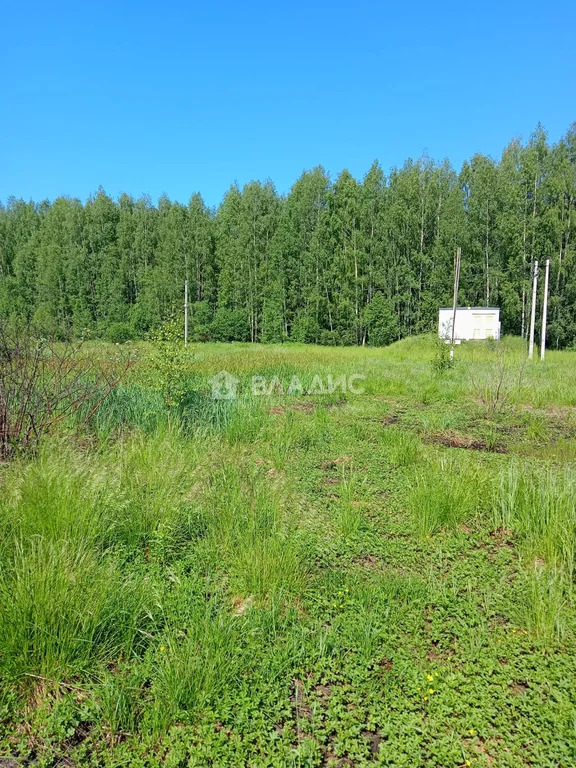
[0,323,132,459]
[467,348,527,419]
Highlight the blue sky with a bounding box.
[1,0,574,208]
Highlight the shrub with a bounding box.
[364,293,400,347]
[0,324,131,459]
[106,322,133,344]
[211,308,250,342]
[432,337,454,373]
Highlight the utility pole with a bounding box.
[528,260,539,360]
[540,259,550,361]
[450,246,461,360]
[184,280,189,347]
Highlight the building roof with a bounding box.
[439,307,500,312]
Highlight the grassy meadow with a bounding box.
[1,336,576,767]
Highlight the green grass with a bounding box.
[1,336,576,766]
[407,454,481,538]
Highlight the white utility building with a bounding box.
[438,307,501,342]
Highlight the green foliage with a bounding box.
[1,340,576,766]
[211,307,250,342]
[364,292,399,346]
[407,455,480,538]
[144,342,192,408]
[0,540,151,680]
[2,123,576,348]
[148,314,183,343]
[433,337,454,373]
[190,300,213,341]
[105,321,132,343]
[494,462,576,580]
[380,425,423,466]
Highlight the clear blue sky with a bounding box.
[1,0,574,208]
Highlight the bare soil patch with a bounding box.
[424,430,507,453]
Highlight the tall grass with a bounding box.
[494,462,576,580]
[198,462,310,602]
[407,454,482,538]
[85,384,166,436]
[493,462,576,640]
[81,383,266,444]
[380,426,422,467]
[148,606,243,730]
[517,566,569,643]
[2,336,576,758]
[0,540,153,680]
[0,446,117,548]
[0,423,311,706]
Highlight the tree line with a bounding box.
[1,123,575,347]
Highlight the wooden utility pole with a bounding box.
[184,280,189,347]
[540,259,550,361]
[528,260,539,360]
[450,246,461,360]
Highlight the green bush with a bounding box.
[211,307,250,342]
[106,322,133,344]
[432,337,454,373]
[364,292,400,346]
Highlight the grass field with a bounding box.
[1,336,576,767]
